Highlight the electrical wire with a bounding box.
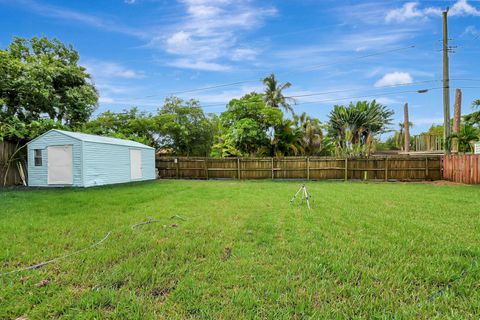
[118,45,418,101]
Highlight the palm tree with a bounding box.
[271,119,304,156]
[450,124,480,152]
[262,74,295,114]
[293,112,323,155]
[327,100,393,154]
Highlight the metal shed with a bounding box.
[27,129,155,187]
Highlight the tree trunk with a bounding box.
[452,88,462,154]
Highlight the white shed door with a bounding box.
[48,145,73,185]
[130,149,142,180]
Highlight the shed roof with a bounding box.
[28,129,154,149]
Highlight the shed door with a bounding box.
[48,145,73,185]
[130,149,142,180]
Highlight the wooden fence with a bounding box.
[0,141,25,187]
[413,134,444,152]
[157,156,442,181]
[443,154,480,184]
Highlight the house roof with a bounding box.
[28,129,154,149]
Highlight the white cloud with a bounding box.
[84,61,144,79]
[450,0,480,16]
[386,0,480,23]
[375,72,413,87]
[463,25,480,37]
[157,0,276,71]
[385,2,424,23]
[99,96,115,104]
[166,59,232,72]
[15,0,147,38]
[231,48,258,61]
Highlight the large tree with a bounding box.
[218,93,283,156]
[157,97,214,156]
[0,37,98,134]
[262,73,295,114]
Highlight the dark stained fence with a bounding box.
[0,141,25,187]
[443,154,480,184]
[157,156,442,181]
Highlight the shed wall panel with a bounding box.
[82,142,155,187]
[27,131,83,187]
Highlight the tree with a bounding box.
[450,124,479,152]
[293,112,324,155]
[0,37,98,133]
[327,100,394,155]
[83,108,158,147]
[272,119,304,156]
[464,99,480,126]
[156,97,214,156]
[219,93,283,156]
[262,73,295,114]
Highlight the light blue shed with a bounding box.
[27,129,155,187]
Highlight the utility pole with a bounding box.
[442,9,451,154]
[404,103,410,153]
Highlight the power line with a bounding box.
[121,44,418,100]
[109,79,480,109]
[199,87,444,110]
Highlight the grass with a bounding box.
[1,180,480,319]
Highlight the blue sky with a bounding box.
[1,0,479,134]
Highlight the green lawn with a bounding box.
[1,180,479,319]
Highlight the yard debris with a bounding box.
[171,215,187,221]
[131,217,162,229]
[2,214,188,277]
[34,279,49,288]
[0,232,110,276]
[222,246,233,261]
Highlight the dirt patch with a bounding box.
[418,180,470,186]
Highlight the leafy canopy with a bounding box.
[0,37,98,140]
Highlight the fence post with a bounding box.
[306,157,310,181]
[237,158,241,180]
[176,158,179,179]
[271,157,274,180]
[425,157,428,180]
[384,157,388,181]
[204,157,209,180]
[344,158,348,181]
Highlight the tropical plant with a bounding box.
[262,73,295,114]
[464,99,480,126]
[449,124,480,153]
[293,112,324,155]
[271,119,304,156]
[327,100,394,155]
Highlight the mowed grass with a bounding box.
[1,180,480,319]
